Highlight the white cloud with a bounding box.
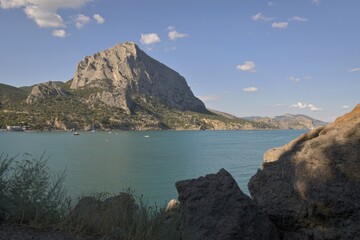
[236,61,256,72]
[0,0,91,10]
[272,22,288,29]
[349,67,360,73]
[291,102,308,109]
[312,0,321,5]
[0,0,92,34]
[168,30,189,41]
[308,104,322,111]
[290,102,323,111]
[304,76,312,80]
[74,14,90,29]
[0,0,27,9]
[341,105,350,109]
[289,16,308,22]
[140,33,161,45]
[52,29,66,38]
[93,14,105,24]
[24,5,64,28]
[166,26,175,31]
[267,2,275,6]
[243,87,258,92]
[288,76,300,82]
[198,95,221,102]
[252,12,273,21]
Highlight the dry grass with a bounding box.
[0,153,181,239]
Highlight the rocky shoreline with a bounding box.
[176,104,360,240]
[1,104,359,239]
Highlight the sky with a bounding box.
[0,0,359,122]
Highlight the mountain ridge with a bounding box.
[0,42,273,131]
[243,113,327,129]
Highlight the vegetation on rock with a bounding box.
[0,81,271,131]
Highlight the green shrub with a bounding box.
[0,153,71,227]
[0,153,181,239]
[63,189,181,240]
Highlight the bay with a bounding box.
[0,130,305,205]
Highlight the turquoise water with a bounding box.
[0,130,305,204]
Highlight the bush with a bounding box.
[0,153,181,239]
[63,190,181,240]
[0,153,71,227]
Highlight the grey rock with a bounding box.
[248,104,360,239]
[70,42,206,113]
[165,199,180,212]
[68,193,137,236]
[26,81,68,104]
[176,168,279,240]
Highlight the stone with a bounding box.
[26,81,69,104]
[70,42,207,113]
[165,199,180,212]
[176,168,279,240]
[248,104,360,239]
[68,193,137,236]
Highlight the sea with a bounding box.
[0,130,305,205]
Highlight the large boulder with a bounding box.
[67,193,137,237]
[176,168,279,240]
[248,104,360,239]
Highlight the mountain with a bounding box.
[70,42,206,114]
[26,81,69,104]
[244,114,327,129]
[0,83,28,108]
[0,42,272,131]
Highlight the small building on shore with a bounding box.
[6,126,25,132]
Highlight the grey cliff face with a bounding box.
[176,168,279,240]
[248,104,360,239]
[70,42,206,113]
[26,81,69,104]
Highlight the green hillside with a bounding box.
[0,83,28,109]
[0,83,272,130]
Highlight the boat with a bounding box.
[74,131,80,136]
[90,124,95,132]
[144,135,150,138]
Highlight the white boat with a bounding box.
[74,131,80,136]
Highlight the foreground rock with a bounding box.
[0,224,99,240]
[249,104,360,239]
[176,168,279,240]
[67,193,137,238]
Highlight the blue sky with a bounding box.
[0,0,359,122]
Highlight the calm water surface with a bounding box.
[0,130,305,204]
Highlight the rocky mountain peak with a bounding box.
[26,81,68,104]
[70,42,206,113]
[110,41,138,56]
